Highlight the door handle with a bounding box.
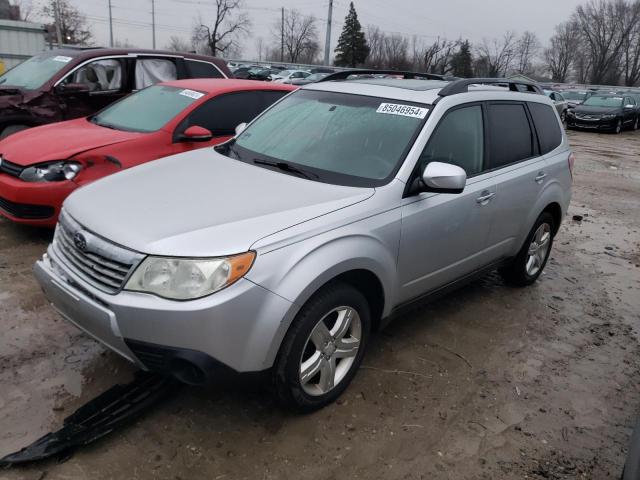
[476,191,495,204]
[535,172,547,183]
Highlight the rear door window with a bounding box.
[417,105,484,176]
[179,90,289,136]
[486,103,534,170]
[135,58,177,89]
[528,102,562,155]
[185,60,224,79]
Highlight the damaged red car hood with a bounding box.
[0,118,144,166]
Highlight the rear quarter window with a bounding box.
[185,60,224,79]
[486,103,534,169]
[528,102,562,155]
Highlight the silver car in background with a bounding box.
[34,76,573,411]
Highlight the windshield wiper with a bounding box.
[253,159,318,180]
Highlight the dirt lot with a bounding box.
[1,129,639,479]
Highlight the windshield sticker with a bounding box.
[52,56,72,63]
[376,103,428,119]
[178,89,205,100]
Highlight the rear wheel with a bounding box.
[0,124,29,139]
[273,282,370,412]
[499,212,555,287]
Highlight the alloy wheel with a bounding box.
[526,223,551,276]
[299,306,362,396]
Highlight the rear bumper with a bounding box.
[0,174,75,226]
[34,245,298,375]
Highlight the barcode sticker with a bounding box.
[53,55,72,63]
[179,89,205,99]
[376,103,428,119]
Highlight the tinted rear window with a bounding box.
[186,60,224,79]
[486,103,534,169]
[528,102,562,155]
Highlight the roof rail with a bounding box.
[317,69,449,83]
[437,78,544,97]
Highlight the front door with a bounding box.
[397,104,496,303]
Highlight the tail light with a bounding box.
[568,152,575,179]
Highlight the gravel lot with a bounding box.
[1,129,639,479]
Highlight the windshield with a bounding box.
[583,96,623,108]
[91,85,203,132]
[231,89,429,187]
[562,91,587,101]
[0,53,73,90]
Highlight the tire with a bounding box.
[499,212,555,287]
[633,117,639,131]
[560,110,567,126]
[273,282,371,412]
[614,119,623,134]
[0,124,29,139]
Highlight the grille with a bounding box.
[52,212,144,293]
[0,157,24,178]
[0,196,54,219]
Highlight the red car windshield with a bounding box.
[91,85,205,132]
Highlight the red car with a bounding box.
[0,79,296,227]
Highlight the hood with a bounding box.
[64,149,374,257]
[573,105,620,115]
[0,119,144,166]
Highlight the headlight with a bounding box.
[20,161,82,182]
[124,252,256,300]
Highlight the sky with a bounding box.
[37,0,588,61]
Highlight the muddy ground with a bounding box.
[1,129,639,480]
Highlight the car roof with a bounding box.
[305,78,551,105]
[158,78,297,95]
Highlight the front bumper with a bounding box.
[566,116,618,130]
[34,246,297,375]
[0,173,75,227]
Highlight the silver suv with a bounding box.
[34,75,573,411]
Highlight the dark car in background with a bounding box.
[0,48,232,139]
[288,72,331,86]
[566,93,639,133]
[560,89,591,108]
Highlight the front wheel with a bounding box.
[273,282,370,412]
[499,212,555,287]
[614,119,623,134]
[633,117,639,131]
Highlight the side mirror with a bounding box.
[179,125,213,142]
[421,162,467,194]
[56,83,91,96]
[235,122,247,136]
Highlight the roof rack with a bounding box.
[317,69,449,83]
[438,78,544,97]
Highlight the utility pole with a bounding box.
[323,0,333,66]
[53,0,63,46]
[280,7,284,62]
[108,0,114,47]
[151,0,156,49]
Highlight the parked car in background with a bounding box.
[33,77,571,411]
[566,93,638,133]
[560,90,590,109]
[273,69,311,83]
[289,72,331,86]
[545,90,569,123]
[0,48,232,139]
[0,79,295,227]
[233,67,272,81]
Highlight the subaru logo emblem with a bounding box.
[74,232,87,251]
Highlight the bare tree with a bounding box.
[274,9,319,63]
[515,31,540,74]
[166,36,192,52]
[255,37,265,61]
[192,0,250,57]
[3,0,32,21]
[423,37,457,75]
[40,0,92,45]
[383,34,410,70]
[365,25,386,68]
[544,21,580,82]
[476,31,517,77]
[622,14,640,85]
[573,0,640,84]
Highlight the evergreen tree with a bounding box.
[334,2,369,67]
[451,40,474,78]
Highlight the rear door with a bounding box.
[133,56,179,90]
[483,101,550,259]
[397,103,497,302]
